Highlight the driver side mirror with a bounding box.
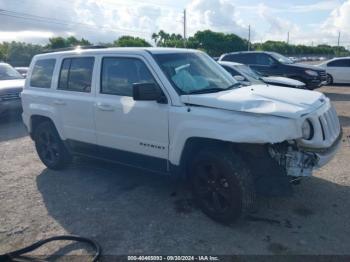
[233,75,245,82]
[132,83,167,104]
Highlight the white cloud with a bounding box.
[186,0,248,37]
[322,0,350,37]
[0,0,349,48]
[0,0,250,44]
[239,0,340,14]
[0,31,54,43]
[256,4,299,42]
[250,0,350,47]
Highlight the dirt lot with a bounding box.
[1,85,350,258]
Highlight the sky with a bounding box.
[0,0,350,48]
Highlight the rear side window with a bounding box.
[328,59,350,67]
[58,57,94,92]
[101,57,156,96]
[30,59,56,88]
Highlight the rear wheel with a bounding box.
[189,148,255,224]
[34,121,72,170]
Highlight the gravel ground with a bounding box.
[0,85,350,258]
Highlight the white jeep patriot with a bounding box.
[22,48,342,223]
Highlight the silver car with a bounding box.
[0,63,25,116]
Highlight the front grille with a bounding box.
[0,92,20,101]
[318,70,327,81]
[318,106,340,142]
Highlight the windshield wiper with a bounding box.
[225,82,241,89]
[187,88,226,94]
[186,82,241,95]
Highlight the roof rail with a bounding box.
[42,45,108,53]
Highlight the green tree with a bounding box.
[0,41,43,66]
[190,30,247,57]
[46,36,91,49]
[252,41,350,56]
[113,36,152,47]
[152,30,185,47]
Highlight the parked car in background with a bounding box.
[219,51,327,90]
[0,63,25,116]
[22,47,341,223]
[318,57,350,84]
[15,67,29,78]
[288,57,298,63]
[219,61,306,89]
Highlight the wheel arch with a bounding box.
[30,115,60,139]
[175,137,268,178]
[326,73,334,85]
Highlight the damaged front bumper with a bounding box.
[269,130,342,177]
[306,130,342,168]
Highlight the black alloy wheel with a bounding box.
[190,148,255,224]
[34,121,71,170]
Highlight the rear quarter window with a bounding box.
[30,59,56,88]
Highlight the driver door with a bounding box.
[94,55,169,172]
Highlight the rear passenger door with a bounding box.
[94,55,169,172]
[54,56,97,150]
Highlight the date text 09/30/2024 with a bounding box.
[127,256,219,261]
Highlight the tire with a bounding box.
[189,147,255,224]
[34,121,72,170]
[326,74,333,85]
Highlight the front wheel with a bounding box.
[326,74,333,85]
[34,121,72,170]
[189,148,255,224]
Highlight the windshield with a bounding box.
[270,52,294,64]
[234,65,264,84]
[0,64,24,80]
[153,52,239,94]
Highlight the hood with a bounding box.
[289,63,324,71]
[0,79,25,91]
[262,76,305,87]
[181,85,327,119]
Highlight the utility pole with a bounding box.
[183,9,187,47]
[248,24,251,51]
[337,31,341,56]
[287,31,289,44]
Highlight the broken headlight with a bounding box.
[302,119,314,140]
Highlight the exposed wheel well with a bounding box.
[178,137,291,196]
[30,115,55,139]
[178,137,267,178]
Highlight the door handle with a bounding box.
[53,99,66,105]
[96,102,114,111]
